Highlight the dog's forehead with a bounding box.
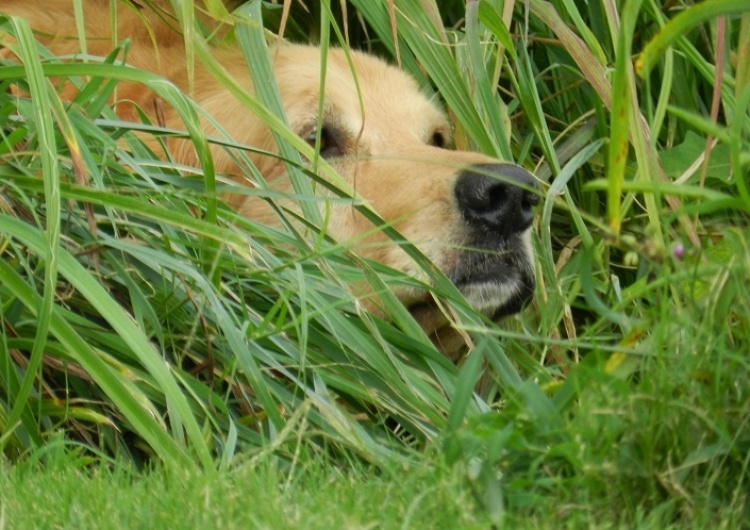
[271,44,447,133]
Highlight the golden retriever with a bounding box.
[0,0,537,357]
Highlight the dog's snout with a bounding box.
[455,163,538,236]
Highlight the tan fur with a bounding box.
[1,0,535,357]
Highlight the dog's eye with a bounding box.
[430,131,447,149]
[305,126,343,158]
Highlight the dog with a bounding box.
[0,0,537,359]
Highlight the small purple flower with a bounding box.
[672,242,685,260]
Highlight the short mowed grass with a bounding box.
[1,0,750,527]
[2,457,493,530]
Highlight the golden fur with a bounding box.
[1,0,537,357]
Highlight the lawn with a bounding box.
[3,457,495,530]
[1,0,749,527]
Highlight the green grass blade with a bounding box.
[636,0,750,78]
[465,1,512,160]
[234,1,320,225]
[605,0,643,235]
[2,17,60,451]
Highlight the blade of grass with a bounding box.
[234,1,320,225]
[736,14,750,98]
[2,17,61,453]
[464,1,512,160]
[0,174,250,252]
[605,0,642,235]
[635,0,750,78]
[729,85,750,209]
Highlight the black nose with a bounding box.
[455,163,539,237]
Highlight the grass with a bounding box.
[1,0,750,526]
[2,454,495,530]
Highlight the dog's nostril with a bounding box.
[455,163,538,236]
[487,185,507,212]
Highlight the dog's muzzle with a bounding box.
[451,163,539,318]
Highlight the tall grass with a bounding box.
[1,0,749,524]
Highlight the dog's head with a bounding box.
[1,0,537,352]
[193,45,538,346]
[1,0,536,352]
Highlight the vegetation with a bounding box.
[2,457,495,530]
[1,0,749,526]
